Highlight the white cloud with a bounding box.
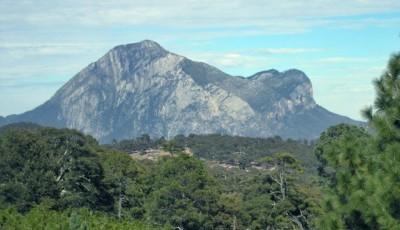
[1,0,400,34]
[187,51,277,71]
[314,56,371,64]
[0,63,83,78]
[257,48,323,55]
[0,43,107,58]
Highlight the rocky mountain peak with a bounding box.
[139,39,163,48]
[0,40,360,142]
[112,39,165,52]
[102,40,169,67]
[110,40,168,55]
[84,40,178,84]
[248,69,280,80]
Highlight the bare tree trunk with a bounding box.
[290,216,305,230]
[271,172,286,201]
[118,182,122,219]
[279,172,285,200]
[56,150,69,182]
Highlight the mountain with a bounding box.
[0,40,360,143]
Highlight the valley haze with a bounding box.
[0,40,360,143]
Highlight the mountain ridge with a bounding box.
[0,40,360,142]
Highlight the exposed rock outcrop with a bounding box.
[1,40,359,142]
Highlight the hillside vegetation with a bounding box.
[0,124,320,229]
[109,133,317,173]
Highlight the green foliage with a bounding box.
[109,133,317,173]
[243,154,319,229]
[210,152,321,229]
[0,125,169,228]
[100,151,146,219]
[315,124,376,229]
[0,127,111,212]
[107,134,166,152]
[0,124,321,229]
[314,124,370,183]
[0,129,57,211]
[362,52,400,229]
[0,203,168,230]
[145,155,231,229]
[181,134,316,170]
[161,139,185,154]
[317,53,400,229]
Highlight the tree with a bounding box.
[316,53,400,229]
[0,129,58,211]
[238,153,319,229]
[361,52,400,228]
[100,151,145,219]
[0,127,112,212]
[314,124,370,183]
[44,129,111,211]
[262,152,302,201]
[315,124,376,229]
[145,155,229,229]
[162,139,185,154]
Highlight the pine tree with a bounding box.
[361,52,400,228]
[315,124,376,229]
[317,53,400,229]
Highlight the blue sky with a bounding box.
[0,0,399,120]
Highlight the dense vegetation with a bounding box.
[0,124,320,229]
[1,53,399,229]
[110,133,317,173]
[315,53,400,229]
[0,205,167,230]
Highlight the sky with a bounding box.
[0,0,399,120]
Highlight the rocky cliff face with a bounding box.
[1,40,359,142]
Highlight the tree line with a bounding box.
[0,123,320,229]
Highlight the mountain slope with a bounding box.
[1,40,359,142]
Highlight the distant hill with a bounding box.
[0,40,360,143]
[0,122,43,134]
[108,133,317,174]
